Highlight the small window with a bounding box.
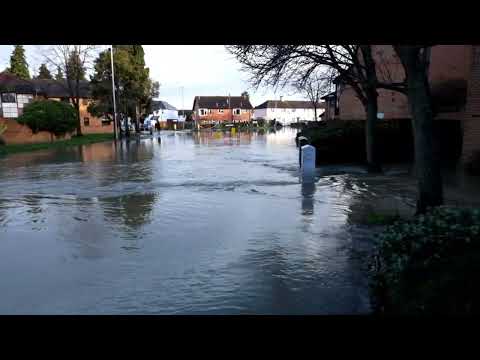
[1,93,16,103]
[233,108,241,115]
[84,117,90,126]
[101,119,111,126]
[17,94,33,108]
[218,109,224,113]
[199,109,208,116]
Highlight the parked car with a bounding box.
[143,116,159,131]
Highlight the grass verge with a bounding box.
[0,133,114,156]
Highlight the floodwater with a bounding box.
[0,127,470,315]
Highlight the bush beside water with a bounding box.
[370,206,480,314]
[296,120,414,165]
[17,100,77,136]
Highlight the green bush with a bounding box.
[370,206,480,314]
[17,100,77,136]
[297,120,414,165]
[256,118,266,127]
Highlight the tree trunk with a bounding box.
[364,92,381,172]
[75,100,82,136]
[408,70,443,214]
[314,106,318,121]
[396,46,443,214]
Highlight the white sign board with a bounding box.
[301,145,316,176]
[377,112,385,119]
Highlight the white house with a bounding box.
[150,100,178,122]
[253,99,325,125]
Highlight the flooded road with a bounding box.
[0,128,426,314]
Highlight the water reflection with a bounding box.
[191,130,253,146]
[300,177,316,216]
[100,192,157,233]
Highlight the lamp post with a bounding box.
[110,45,118,141]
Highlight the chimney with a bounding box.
[280,96,283,102]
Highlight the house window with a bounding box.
[218,109,224,113]
[1,93,18,118]
[17,94,33,109]
[84,117,90,126]
[208,109,212,114]
[199,109,208,116]
[101,119,111,126]
[1,93,16,103]
[1,103,18,118]
[233,108,241,115]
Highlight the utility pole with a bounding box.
[229,93,233,125]
[180,86,184,110]
[110,45,118,141]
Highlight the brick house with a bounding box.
[31,78,113,135]
[325,45,471,122]
[0,73,113,144]
[192,95,253,127]
[324,45,480,164]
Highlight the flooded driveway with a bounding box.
[0,127,431,314]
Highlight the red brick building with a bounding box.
[192,95,253,127]
[0,72,113,145]
[322,45,480,164]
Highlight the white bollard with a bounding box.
[300,144,316,177]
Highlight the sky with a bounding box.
[0,45,306,110]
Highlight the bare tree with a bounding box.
[293,69,334,121]
[393,45,442,214]
[226,45,403,172]
[38,45,99,136]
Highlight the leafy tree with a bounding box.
[36,63,52,79]
[9,45,30,79]
[66,50,86,81]
[241,91,249,99]
[89,45,155,136]
[17,100,77,136]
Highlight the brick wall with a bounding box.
[337,45,471,121]
[0,117,72,145]
[462,46,480,163]
[78,99,113,135]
